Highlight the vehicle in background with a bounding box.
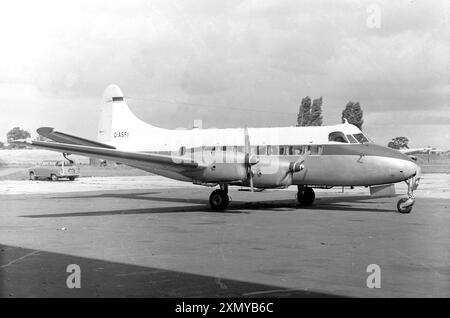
[28,160,80,181]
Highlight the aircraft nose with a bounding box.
[402,160,420,179]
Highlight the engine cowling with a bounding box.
[249,158,298,188]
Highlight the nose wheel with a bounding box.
[209,185,229,210]
[297,186,315,206]
[397,177,419,213]
[397,197,413,213]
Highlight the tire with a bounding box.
[50,174,58,182]
[68,176,76,181]
[209,189,229,211]
[397,198,413,214]
[29,172,36,181]
[297,187,315,206]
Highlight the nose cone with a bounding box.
[402,160,420,179]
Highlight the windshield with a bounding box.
[353,133,369,143]
[346,134,358,143]
[328,131,348,143]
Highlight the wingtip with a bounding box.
[37,127,55,136]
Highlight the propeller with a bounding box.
[244,127,258,192]
[281,149,310,185]
[291,150,310,172]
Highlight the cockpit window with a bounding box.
[346,134,358,143]
[328,131,348,143]
[353,133,369,143]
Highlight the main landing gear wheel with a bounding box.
[297,186,315,206]
[209,189,229,211]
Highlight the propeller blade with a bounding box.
[244,127,250,154]
[244,127,254,192]
[286,149,311,176]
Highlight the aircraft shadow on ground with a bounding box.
[22,192,395,218]
[0,243,342,298]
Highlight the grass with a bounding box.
[0,165,153,181]
[414,153,450,173]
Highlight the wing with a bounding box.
[398,148,427,155]
[13,139,205,173]
[399,147,446,155]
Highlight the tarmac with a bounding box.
[0,174,449,297]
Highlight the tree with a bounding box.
[342,101,364,130]
[0,141,4,149]
[297,96,311,126]
[297,96,323,126]
[6,127,31,149]
[388,137,409,150]
[309,97,323,126]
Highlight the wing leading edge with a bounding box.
[14,139,204,173]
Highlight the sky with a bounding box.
[0,0,448,148]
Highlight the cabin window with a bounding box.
[274,146,281,155]
[291,146,303,155]
[222,146,227,151]
[353,133,369,143]
[328,131,348,143]
[179,146,186,156]
[233,146,238,163]
[257,145,267,155]
[279,146,286,155]
[346,134,358,143]
[307,145,322,155]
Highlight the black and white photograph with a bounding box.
[0,0,448,303]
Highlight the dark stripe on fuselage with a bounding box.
[142,143,412,162]
[321,143,412,161]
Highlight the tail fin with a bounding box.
[97,84,163,148]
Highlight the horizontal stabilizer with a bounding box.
[37,127,116,149]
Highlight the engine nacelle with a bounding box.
[250,158,295,188]
[188,162,248,183]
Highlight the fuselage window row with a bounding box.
[179,145,325,157]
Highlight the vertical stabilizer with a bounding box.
[97,84,164,149]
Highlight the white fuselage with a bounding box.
[95,85,420,188]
